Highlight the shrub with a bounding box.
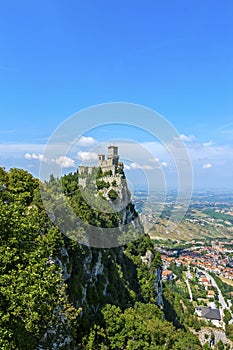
[108,189,118,201]
[96,180,110,190]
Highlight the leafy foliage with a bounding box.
[0,168,204,349]
[108,189,118,201]
[226,324,233,342]
[163,277,204,331]
[209,272,233,301]
[96,180,110,190]
[0,168,78,349]
[82,302,201,349]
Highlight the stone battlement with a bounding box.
[78,146,123,177]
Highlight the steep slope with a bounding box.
[0,167,203,349]
[59,170,163,344]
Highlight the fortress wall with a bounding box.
[102,175,122,185]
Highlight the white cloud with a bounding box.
[24,153,45,161]
[124,162,140,170]
[188,143,233,164]
[0,143,45,159]
[77,136,97,147]
[77,151,98,162]
[179,134,195,142]
[219,122,233,135]
[124,162,154,171]
[130,162,140,169]
[24,153,33,160]
[203,141,214,147]
[124,164,131,170]
[202,163,213,169]
[24,152,75,168]
[149,157,160,163]
[141,164,154,170]
[2,135,233,188]
[55,156,75,168]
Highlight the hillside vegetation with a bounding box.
[148,217,233,241]
[0,167,206,349]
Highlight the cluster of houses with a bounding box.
[196,307,221,324]
[159,240,233,281]
[195,278,222,328]
[160,253,224,327]
[161,256,175,281]
[197,270,216,299]
[161,257,216,298]
[162,269,173,281]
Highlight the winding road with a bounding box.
[202,270,228,310]
[185,266,193,302]
[197,268,233,329]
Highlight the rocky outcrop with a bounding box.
[155,267,163,308]
[67,172,163,315]
[40,170,163,349]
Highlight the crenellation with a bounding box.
[78,145,124,179]
[98,146,120,175]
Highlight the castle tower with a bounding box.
[107,146,119,166]
[98,154,105,166]
[108,146,118,156]
[79,146,122,179]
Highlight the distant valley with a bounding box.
[133,190,233,241]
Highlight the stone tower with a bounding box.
[98,146,120,175]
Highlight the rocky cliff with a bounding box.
[0,167,208,350]
[53,170,163,347]
[0,166,163,349]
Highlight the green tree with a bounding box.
[224,309,232,325]
[217,340,224,350]
[108,189,118,201]
[0,169,78,349]
[83,302,201,349]
[226,324,233,341]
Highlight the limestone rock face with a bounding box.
[62,184,163,312]
[64,173,163,314]
[105,176,130,212]
[39,170,163,349]
[141,250,154,265]
[154,267,163,308]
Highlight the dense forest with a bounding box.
[0,167,207,349]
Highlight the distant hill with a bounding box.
[148,215,233,241]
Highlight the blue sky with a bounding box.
[0,1,233,189]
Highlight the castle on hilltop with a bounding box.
[79,146,124,176]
